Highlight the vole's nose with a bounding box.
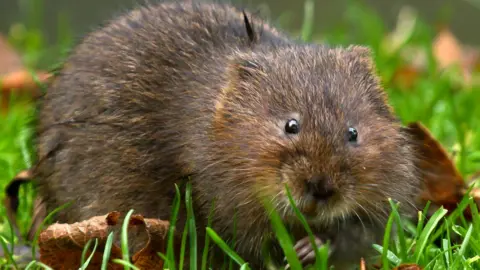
[305,174,335,202]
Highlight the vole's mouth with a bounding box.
[282,192,352,226]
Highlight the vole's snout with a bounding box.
[305,174,336,202]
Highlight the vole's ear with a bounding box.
[212,59,263,139]
[243,10,257,45]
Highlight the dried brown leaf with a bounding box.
[130,215,169,269]
[38,211,169,269]
[407,122,465,205]
[407,122,480,219]
[39,211,123,269]
[359,257,367,270]
[391,65,422,90]
[393,263,423,270]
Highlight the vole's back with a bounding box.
[35,2,288,224]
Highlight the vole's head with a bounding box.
[213,45,418,226]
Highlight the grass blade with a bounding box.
[0,235,18,270]
[80,238,99,270]
[80,239,93,266]
[284,185,323,269]
[300,0,315,42]
[382,209,396,269]
[388,199,407,261]
[112,259,140,270]
[34,262,54,270]
[121,209,135,270]
[24,260,37,270]
[414,207,448,263]
[452,223,474,268]
[166,184,182,270]
[201,200,216,270]
[185,181,197,270]
[262,198,302,269]
[101,232,115,270]
[373,244,401,265]
[206,227,248,268]
[178,221,188,270]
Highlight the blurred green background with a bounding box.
[1,0,479,47]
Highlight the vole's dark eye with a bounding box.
[347,127,358,142]
[285,119,300,134]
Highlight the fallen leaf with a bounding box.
[359,257,367,270]
[0,34,51,113]
[433,28,463,71]
[383,15,480,89]
[1,69,51,94]
[0,35,23,74]
[38,211,169,270]
[407,122,480,219]
[39,211,124,270]
[390,64,422,90]
[130,215,169,269]
[393,263,423,270]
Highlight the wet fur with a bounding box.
[34,1,420,269]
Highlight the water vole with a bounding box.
[34,1,419,269]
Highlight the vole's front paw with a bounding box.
[285,235,333,268]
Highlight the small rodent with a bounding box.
[34,1,419,269]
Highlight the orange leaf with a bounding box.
[0,34,52,113]
[0,35,23,74]
[0,69,51,93]
[432,27,480,85]
[433,28,463,71]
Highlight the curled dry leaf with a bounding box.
[38,211,169,270]
[407,122,480,218]
[130,215,169,269]
[39,211,124,270]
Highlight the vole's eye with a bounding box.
[285,119,300,134]
[347,127,358,142]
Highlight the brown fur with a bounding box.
[34,1,419,269]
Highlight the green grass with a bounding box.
[1,0,480,269]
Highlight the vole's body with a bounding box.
[35,2,419,269]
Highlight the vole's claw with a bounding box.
[293,235,327,267]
